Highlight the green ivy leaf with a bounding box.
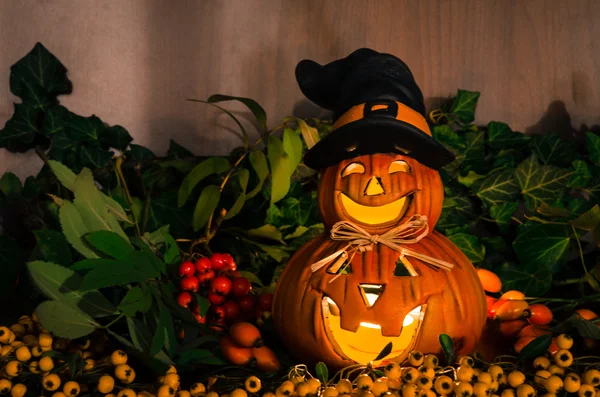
[35,300,97,339]
[492,148,528,170]
[48,130,80,164]
[177,157,230,207]
[0,103,41,150]
[127,144,156,162]
[457,171,485,188]
[34,230,73,266]
[192,185,221,232]
[568,160,592,188]
[118,286,152,317]
[66,114,105,143]
[59,201,99,259]
[450,89,480,125]
[100,125,132,151]
[146,192,191,235]
[432,125,465,154]
[487,121,529,149]
[84,231,134,258]
[513,223,571,268]
[530,134,577,167]
[497,263,553,296]
[268,135,291,204]
[247,151,269,199]
[489,202,519,233]
[80,146,114,168]
[9,43,72,108]
[585,132,600,165]
[0,172,22,198]
[569,204,600,231]
[515,156,573,211]
[448,233,485,263]
[472,169,520,208]
[43,105,68,136]
[207,94,268,132]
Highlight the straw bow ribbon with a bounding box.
[310,214,455,282]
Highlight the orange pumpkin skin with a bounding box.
[272,231,488,370]
[317,153,444,234]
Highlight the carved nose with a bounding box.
[359,284,384,307]
[364,176,385,196]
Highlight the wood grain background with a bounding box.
[1,0,599,177]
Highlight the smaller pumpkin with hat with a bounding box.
[272,48,487,369]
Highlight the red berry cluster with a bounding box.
[176,253,274,328]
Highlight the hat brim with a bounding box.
[303,117,455,170]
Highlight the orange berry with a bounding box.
[228,322,263,348]
[251,346,280,373]
[219,336,253,366]
[525,304,553,326]
[500,290,526,300]
[477,269,502,293]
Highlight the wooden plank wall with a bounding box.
[1,0,599,177]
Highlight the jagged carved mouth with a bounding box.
[321,295,425,363]
[339,193,413,225]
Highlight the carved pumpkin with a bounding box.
[317,153,444,234]
[272,231,487,369]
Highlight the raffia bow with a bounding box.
[310,214,455,283]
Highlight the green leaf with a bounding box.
[315,362,329,384]
[192,185,221,232]
[447,233,485,263]
[497,263,553,296]
[438,334,455,365]
[101,125,132,151]
[586,132,600,165]
[225,169,249,220]
[176,349,226,366]
[146,192,192,235]
[569,204,600,231]
[536,202,571,218]
[43,105,68,136]
[80,146,114,168]
[48,130,80,164]
[27,260,117,317]
[296,118,320,149]
[35,300,96,339]
[513,223,571,268]
[118,286,152,317]
[9,42,72,107]
[195,295,210,317]
[450,89,480,125]
[80,260,149,291]
[127,317,153,353]
[247,224,283,242]
[432,125,465,154]
[0,172,22,198]
[283,128,303,172]
[568,160,592,188]
[178,157,230,207]
[59,201,99,258]
[247,150,269,199]
[34,230,72,266]
[518,335,552,361]
[73,168,128,241]
[84,231,134,259]
[515,156,573,211]
[268,135,291,204]
[457,171,485,188]
[66,114,104,143]
[489,202,519,233]
[0,103,41,150]
[530,134,577,167]
[487,121,529,149]
[238,271,264,287]
[472,169,520,208]
[167,139,194,158]
[48,160,76,190]
[207,94,268,132]
[150,308,177,357]
[101,194,131,224]
[374,342,393,361]
[127,144,156,162]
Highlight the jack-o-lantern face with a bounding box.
[272,233,488,370]
[318,153,444,233]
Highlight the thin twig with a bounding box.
[115,157,141,237]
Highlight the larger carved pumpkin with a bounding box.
[272,231,487,369]
[317,153,444,234]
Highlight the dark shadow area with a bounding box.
[525,100,580,140]
[292,98,332,120]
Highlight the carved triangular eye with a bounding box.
[389,160,411,175]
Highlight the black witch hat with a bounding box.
[296,48,455,170]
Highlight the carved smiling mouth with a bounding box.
[339,193,413,225]
[321,296,425,363]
